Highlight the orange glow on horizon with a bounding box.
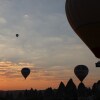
[0,61,99,90]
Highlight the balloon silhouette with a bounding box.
[21,68,30,79]
[74,65,89,82]
[65,0,100,58]
[16,34,19,37]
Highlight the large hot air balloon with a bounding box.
[21,68,30,79]
[74,65,89,82]
[65,0,100,58]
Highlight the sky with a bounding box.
[0,0,99,90]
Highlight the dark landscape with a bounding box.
[0,79,99,100]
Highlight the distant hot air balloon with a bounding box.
[65,0,100,59]
[74,65,89,82]
[21,68,30,79]
[16,34,19,37]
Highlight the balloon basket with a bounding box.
[95,61,100,67]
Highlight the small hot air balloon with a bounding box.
[74,65,89,82]
[16,34,19,37]
[21,68,30,79]
[65,0,100,59]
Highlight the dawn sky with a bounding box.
[0,0,99,90]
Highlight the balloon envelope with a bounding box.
[16,34,19,37]
[65,0,100,58]
[21,68,30,79]
[74,65,89,82]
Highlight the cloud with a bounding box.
[24,14,29,19]
[0,61,35,79]
[0,61,72,81]
[30,65,73,81]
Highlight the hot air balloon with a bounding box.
[16,34,19,37]
[74,65,89,82]
[21,68,30,79]
[65,0,100,59]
